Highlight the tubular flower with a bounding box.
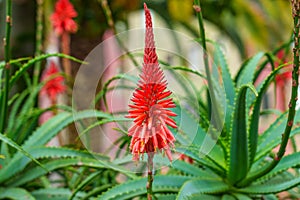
[51,0,78,35]
[41,61,66,103]
[126,3,177,162]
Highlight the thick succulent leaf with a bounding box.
[237,176,300,194]
[231,193,252,200]
[0,110,112,183]
[0,133,46,173]
[256,120,300,161]
[213,43,235,133]
[183,194,221,200]
[248,66,284,166]
[256,152,300,182]
[7,157,135,187]
[32,188,85,200]
[176,147,224,176]
[227,84,257,184]
[172,105,225,170]
[221,194,236,200]
[97,175,190,200]
[172,159,217,177]
[0,187,35,200]
[155,194,178,200]
[2,146,109,184]
[69,170,103,200]
[236,52,264,86]
[176,179,229,200]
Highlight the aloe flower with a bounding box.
[126,3,177,162]
[51,0,78,35]
[40,61,66,103]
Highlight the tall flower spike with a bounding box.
[126,3,177,162]
[51,0,78,35]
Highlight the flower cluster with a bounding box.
[126,3,177,162]
[51,0,78,35]
[41,61,66,103]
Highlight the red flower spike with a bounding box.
[51,0,78,35]
[41,61,66,103]
[126,3,177,162]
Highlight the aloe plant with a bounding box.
[96,1,300,199]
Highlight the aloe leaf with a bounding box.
[221,194,236,200]
[2,146,109,182]
[183,194,221,200]
[248,65,284,166]
[69,170,103,200]
[0,110,113,183]
[172,105,225,170]
[256,112,300,161]
[0,133,47,173]
[32,188,85,200]
[10,53,84,86]
[97,175,190,200]
[0,187,35,200]
[213,44,235,133]
[176,179,230,200]
[227,84,258,184]
[231,193,252,200]
[236,52,264,86]
[237,176,300,194]
[256,152,300,182]
[155,194,178,200]
[8,157,135,187]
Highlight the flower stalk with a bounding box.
[33,0,44,86]
[0,0,12,133]
[127,3,177,198]
[147,152,154,200]
[193,0,223,130]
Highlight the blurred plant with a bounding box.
[0,0,133,199]
[40,61,66,105]
[51,0,78,77]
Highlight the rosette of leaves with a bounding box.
[96,44,300,200]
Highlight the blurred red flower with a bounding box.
[51,0,78,35]
[41,61,66,103]
[126,4,177,162]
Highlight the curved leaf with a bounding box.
[257,152,300,182]
[236,52,264,86]
[10,53,84,86]
[8,157,135,187]
[227,84,257,184]
[32,188,85,200]
[248,65,284,166]
[238,176,300,194]
[97,175,190,200]
[185,194,221,200]
[0,110,113,183]
[0,133,47,173]
[0,187,35,200]
[176,179,229,200]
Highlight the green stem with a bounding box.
[238,0,300,187]
[193,0,223,130]
[98,0,139,67]
[0,0,12,133]
[33,0,44,86]
[147,152,155,200]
